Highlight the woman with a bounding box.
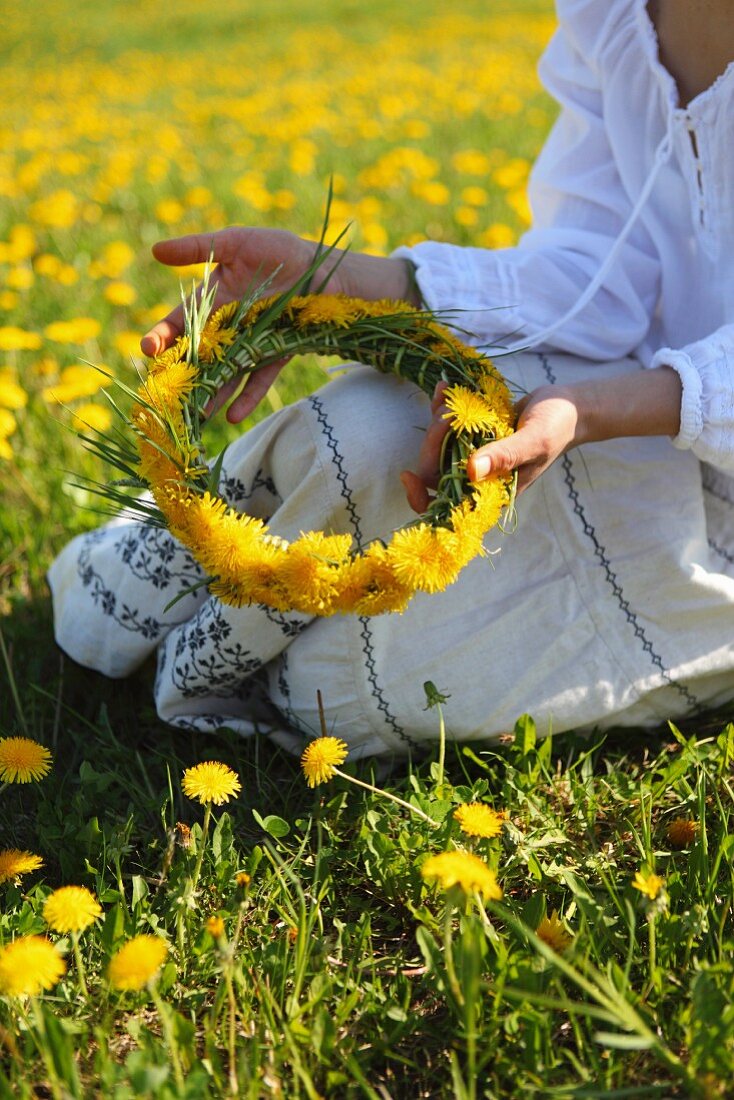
[50,0,734,757]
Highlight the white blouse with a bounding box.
[395,0,734,473]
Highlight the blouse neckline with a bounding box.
[637,0,734,113]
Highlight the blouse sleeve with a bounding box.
[650,325,734,474]
[393,5,661,360]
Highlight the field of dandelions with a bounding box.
[1,0,733,1096]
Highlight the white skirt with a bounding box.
[48,352,734,758]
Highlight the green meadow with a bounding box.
[1,0,733,1096]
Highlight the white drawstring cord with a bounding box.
[499,114,676,355]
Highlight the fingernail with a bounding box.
[471,456,490,480]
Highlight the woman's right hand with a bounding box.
[140,228,340,422]
[140,227,418,423]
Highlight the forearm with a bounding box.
[324,247,422,307]
[465,365,683,491]
[572,365,682,446]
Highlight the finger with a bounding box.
[140,311,185,357]
[467,439,521,482]
[141,233,235,356]
[141,263,235,358]
[225,360,286,423]
[416,410,451,486]
[430,380,449,415]
[400,470,431,515]
[204,375,242,419]
[151,230,241,268]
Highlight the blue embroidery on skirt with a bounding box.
[307,394,416,747]
[538,353,699,712]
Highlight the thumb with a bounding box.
[467,439,520,482]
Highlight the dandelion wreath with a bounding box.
[112,256,515,617]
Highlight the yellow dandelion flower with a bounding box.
[0,373,27,411]
[0,427,17,456]
[365,298,414,318]
[421,850,502,900]
[211,302,240,327]
[104,281,137,307]
[114,331,144,359]
[35,253,62,278]
[0,325,42,351]
[301,737,348,788]
[478,372,514,419]
[159,487,210,544]
[58,264,83,287]
[43,886,102,934]
[6,266,33,292]
[137,443,181,491]
[427,337,482,366]
[186,186,213,207]
[536,909,572,953]
[470,479,511,525]
[443,385,499,436]
[454,803,506,838]
[181,761,241,806]
[335,544,413,616]
[279,531,352,614]
[97,240,135,278]
[7,225,36,262]
[0,736,52,783]
[0,418,16,461]
[147,337,189,372]
[44,317,100,345]
[192,509,268,586]
[425,322,482,358]
[242,296,276,327]
[163,490,224,545]
[108,935,168,991]
[205,915,225,938]
[236,872,251,889]
[142,359,197,414]
[446,499,487,562]
[72,403,113,433]
[0,849,43,884]
[0,936,66,997]
[155,199,184,226]
[208,542,289,610]
[666,817,699,848]
[41,364,107,405]
[632,870,665,900]
[198,315,237,363]
[388,524,461,594]
[133,402,186,459]
[212,532,288,606]
[292,294,363,329]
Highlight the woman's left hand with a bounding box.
[401,382,582,512]
[401,364,683,513]
[467,384,581,489]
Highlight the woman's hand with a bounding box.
[401,383,581,511]
[140,228,332,422]
[140,227,419,423]
[466,386,580,490]
[401,366,683,512]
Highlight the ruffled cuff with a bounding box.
[391,242,522,349]
[649,347,704,450]
[650,325,734,471]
